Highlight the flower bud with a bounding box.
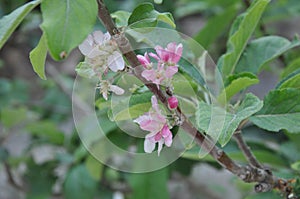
[168,96,178,109]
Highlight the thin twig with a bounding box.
[234,131,263,169]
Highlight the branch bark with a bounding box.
[95,0,294,196]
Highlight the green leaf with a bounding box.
[218,72,259,104]
[114,103,151,121]
[85,155,103,181]
[196,93,263,146]
[29,33,48,80]
[128,3,175,29]
[236,36,300,74]
[0,0,41,49]
[128,167,169,199]
[64,165,97,199]
[1,107,28,128]
[250,88,300,133]
[276,69,300,89]
[111,10,131,27]
[193,5,239,49]
[75,62,96,78]
[41,0,97,60]
[291,161,300,171]
[26,121,64,144]
[217,0,270,77]
[281,57,300,79]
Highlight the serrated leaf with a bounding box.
[196,93,263,146]
[276,69,300,89]
[128,168,169,199]
[281,57,300,79]
[250,88,300,133]
[128,3,175,29]
[111,10,131,27]
[0,0,41,49]
[41,0,97,60]
[236,36,300,74]
[64,165,97,199]
[217,0,270,77]
[193,5,239,49]
[218,72,259,104]
[29,33,47,80]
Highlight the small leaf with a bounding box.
[114,103,151,121]
[0,0,41,49]
[236,36,300,74]
[29,33,48,80]
[85,155,103,181]
[276,69,300,89]
[218,72,259,104]
[250,88,300,133]
[41,0,97,60]
[281,57,300,79]
[128,3,175,29]
[64,165,97,199]
[111,11,131,27]
[196,93,263,146]
[217,0,270,77]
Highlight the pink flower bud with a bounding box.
[168,96,178,109]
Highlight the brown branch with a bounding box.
[234,131,263,169]
[96,0,294,195]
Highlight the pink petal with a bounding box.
[144,138,156,153]
[141,69,156,82]
[164,133,173,147]
[151,95,160,113]
[167,96,178,109]
[140,119,162,133]
[137,53,150,68]
[149,52,160,61]
[109,85,124,95]
[154,132,162,141]
[165,66,178,78]
[161,124,172,138]
[107,51,125,72]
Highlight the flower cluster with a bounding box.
[137,42,183,88]
[77,30,125,100]
[134,96,175,156]
[134,42,182,155]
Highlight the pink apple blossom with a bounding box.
[134,96,173,155]
[151,42,183,65]
[168,96,178,109]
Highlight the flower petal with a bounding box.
[161,124,172,138]
[109,85,125,95]
[157,140,164,156]
[165,66,178,78]
[144,138,156,153]
[164,133,173,147]
[141,69,156,82]
[107,51,125,72]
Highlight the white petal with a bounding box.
[109,85,124,95]
[92,31,105,44]
[107,51,125,72]
[78,35,93,56]
[144,138,156,153]
[157,140,164,156]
